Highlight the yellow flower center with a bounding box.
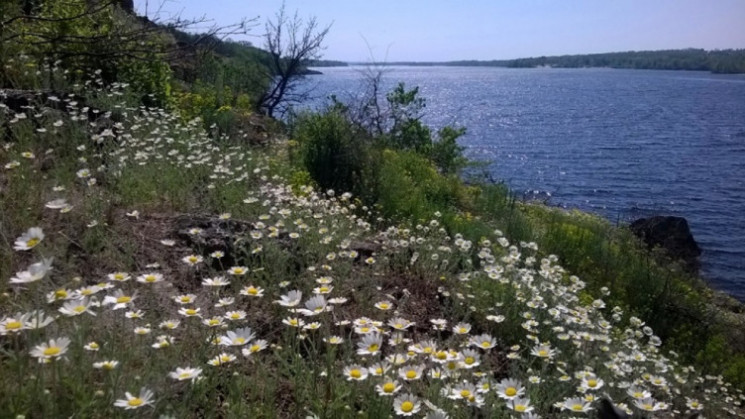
[481,342,491,348]
[460,389,471,398]
[435,351,447,360]
[400,401,414,413]
[73,306,86,313]
[691,401,699,408]
[642,404,653,411]
[114,274,125,280]
[89,342,99,349]
[220,355,231,362]
[81,289,92,295]
[368,344,379,352]
[515,404,527,412]
[538,350,548,357]
[360,327,370,333]
[250,345,260,352]
[465,357,475,365]
[230,314,240,319]
[43,346,61,357]
[145,275,157,282]
[209,319,219,325]
[248,288,258,295]
[587,379,598,388]
[55,290,68,298]
[26,238,40,248]
[633,392,643,398]
[185,309,197,315]
[350,369,361,379]
[458,328,467,333]
[127,398,143,407]
[383,382,395,393]
[394,323,403,329]
[505,387,517,397]
[180,296,191,303]
[234,338,246,344]
[653,379,662,385]
[572,404,584,411]
[405,370,417,379]
[289,319,298,326]
[319,287,329,293]
[116,296,131,304]
[188,256,198,263]
[6,321,22,330]
[179,372,191,379]
[374,367,383,375]
[104,363,115,370]
[423,346,433,354]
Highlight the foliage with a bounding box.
[504,48,745,74]
[290,81,745,393]
[1,0,176,102]
[1,68,745,419]
[432,126,468,175]
[291,108,379,204]
[381,48,745,74]
[377,150,468,222]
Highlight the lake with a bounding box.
[299,66,745,301]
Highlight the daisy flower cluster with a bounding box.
[1,74,743,418]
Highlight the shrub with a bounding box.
[377,149,468,222]
[292,109,379,204]
[431,126,468,175]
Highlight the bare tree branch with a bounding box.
[258,2,331,117]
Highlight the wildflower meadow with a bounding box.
[1,69,744,418]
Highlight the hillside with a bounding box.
[3,79,744,417]
[2,1,745,418]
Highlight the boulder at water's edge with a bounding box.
[629,216,701,274]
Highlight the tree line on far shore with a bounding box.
[350,48,745,74]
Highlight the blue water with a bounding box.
[299,66,745,300]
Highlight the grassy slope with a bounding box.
[1,72,744,419]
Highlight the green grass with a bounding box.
[1,77,744,419]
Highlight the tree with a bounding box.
[1,0,256,99]
[257,3,331,117]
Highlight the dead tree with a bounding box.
[257,3,331,118]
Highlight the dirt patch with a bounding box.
[380,270,451,336]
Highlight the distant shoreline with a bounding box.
[313,48,745,74]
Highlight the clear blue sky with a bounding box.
[135,0,745,62]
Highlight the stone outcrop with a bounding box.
[629,216,701,274]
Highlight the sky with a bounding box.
[134,0,745,62]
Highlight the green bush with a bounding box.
[377,149,466,221]
[432,126,468,175]
[292,109,379,204]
